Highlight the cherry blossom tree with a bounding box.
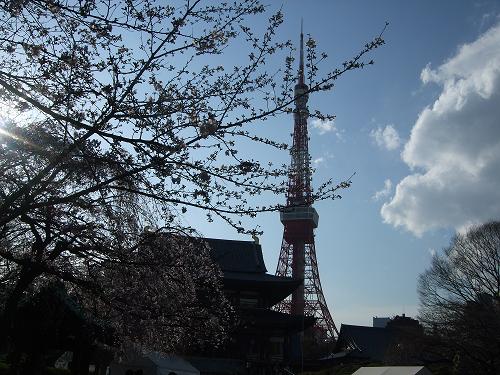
[0,0,385,364]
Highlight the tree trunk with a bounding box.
[1,264,42,375]
[70,346,90,375]
[2,265,40,335]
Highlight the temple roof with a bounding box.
[335,324,394,361]
[205,238,267,273]
[204,238,301,307]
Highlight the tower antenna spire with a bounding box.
[299,19,305,85]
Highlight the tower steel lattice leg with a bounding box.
[275,237,338,339]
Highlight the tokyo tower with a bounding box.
[275,26,338,339]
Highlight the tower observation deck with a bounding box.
[274,26,338,340]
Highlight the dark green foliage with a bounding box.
[42,369,71,375]
[0,362,71,375]
[11,282,114,353]
[4,282,114,375]
[0,360,9,374]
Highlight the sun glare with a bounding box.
[0,101,39,148]
[0,101,18,140]
[0,126,19,141]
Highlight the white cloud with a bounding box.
[311,118,341,137]
[382,23,500,236]
[312,151,334,167]
[372,179,393,201]
[370,125,401,151]
[312,157,325,166]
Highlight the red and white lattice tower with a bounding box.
[275,26,338,339]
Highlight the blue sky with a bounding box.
[3,0,496,328]
[186,0,500,326]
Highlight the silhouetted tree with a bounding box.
[418,221,500,374]
[7,282,114,375]
[383,315,425,366]
[0,0,385,368]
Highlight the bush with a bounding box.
[0,360,9,375]
[0,361,70,375]
[42,368,71,375]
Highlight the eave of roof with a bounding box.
[223,271,301,307]
[240,307,316,333]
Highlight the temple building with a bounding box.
[189,238,314,375]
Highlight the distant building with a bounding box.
[373,317,390,328]
[334,315,424,365]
